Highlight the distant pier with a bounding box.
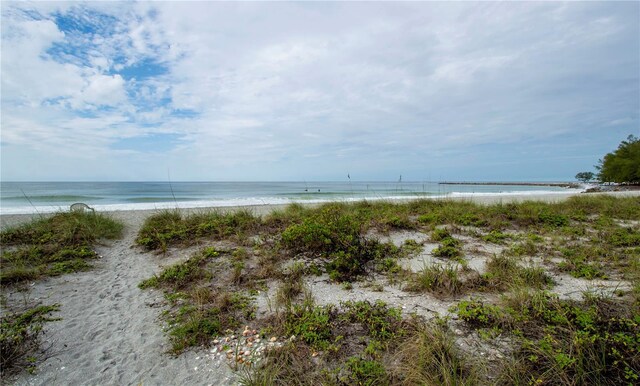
[439,181,580,189]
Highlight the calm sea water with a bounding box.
[0,181,579,214]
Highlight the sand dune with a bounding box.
[2,191,638,385]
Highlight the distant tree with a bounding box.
[596,135,640,184]
[575,172,595,182]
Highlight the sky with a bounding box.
[1,1,638,182]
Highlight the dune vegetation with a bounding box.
[137,195,639,385]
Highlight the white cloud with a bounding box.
[74,73,127,108]
[1,1,638,181]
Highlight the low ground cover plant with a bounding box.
[139,247,256,353]
[455,291,640,385]
[0,211,123,285]
[0,304,60,377]
[241,299,479,385]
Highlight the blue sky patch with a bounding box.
[117,59,169,81]
[53,8,118,36]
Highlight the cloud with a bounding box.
[1,1,638,181]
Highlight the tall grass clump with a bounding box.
[406,264,463,296]
[482,255,552,290]
[275,262,307,308]
[0,212,123,285]
[389,318,481,385]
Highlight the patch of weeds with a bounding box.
[380,214,415,231]
[558,260,607,280]
[456,213,488,227]
[0,212,123,285]
[138,247,256,354]
[238,341,320,385]
[401,238,423,256]
[431,227,452,242]
[340,300,403,342]
[603,226,640,247]
[341,282,353,290]
[169,306,222,353]
[48,258,92,276]
[432,236,463,259]
[139,252,210,290]
[537,210,569,227]
[482,230,510,244]
[275,262,306,308]
[455,299,508,330]
[342,356,388,385]
[557,246,608,280]
[406,264,463,296]
[0,304,60,376]
[307,262,323,276]
[232,260,245,285]
[168,290,254,354]
[507,238,540,257]
[457,291,640,385]
[284,301,334,350]
[376,257,401,274]
[417,212,442,225]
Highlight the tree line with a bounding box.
[576,134,639,184]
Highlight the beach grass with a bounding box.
[0,211,123,285]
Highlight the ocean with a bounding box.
[0,181,581,215]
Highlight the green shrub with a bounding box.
[538,210,569,227]
[431,228,452,242]
[281,209,398,281]
[458,292,640,385]
[455,299,508,329]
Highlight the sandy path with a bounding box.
[5,212,235,386]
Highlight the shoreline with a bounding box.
[2,190,638,231]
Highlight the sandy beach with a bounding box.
[1,190,638,385]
